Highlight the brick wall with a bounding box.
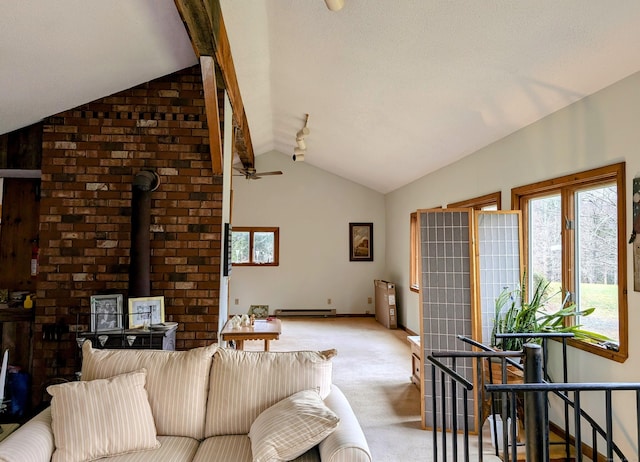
[33,64,222,404]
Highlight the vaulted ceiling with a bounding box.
[3,1,640,193]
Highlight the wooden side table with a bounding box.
[220,319,282,351]
[408,335,421,388]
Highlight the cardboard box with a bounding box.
[374,279,397,329]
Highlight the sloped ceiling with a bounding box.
[220,0,640,193]
[0,0,197,136]
[2,1,640,193]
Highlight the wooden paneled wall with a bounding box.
[0,178,40,291]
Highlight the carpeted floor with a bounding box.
[243,316,499,461]
[244,317,500,462]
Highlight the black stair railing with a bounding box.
[426,337,639,461]
[427,353,474,462]
[427,349,522,462]
[486,381,640,461]
[461,332,576,459]
[472,333,632,461]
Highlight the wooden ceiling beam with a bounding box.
[174,0,255,170]
[200,56,223,175]
[209,0,255,169]
[173,0,215,56]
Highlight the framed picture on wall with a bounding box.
[349,222,373,262]
[128,296,165,329]
[90,294,124,332]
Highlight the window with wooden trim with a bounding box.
[231,227,279,266]
[511,163,627,362]
[410,207,442,292]
[410,212,419,292]
[448,191,501,210]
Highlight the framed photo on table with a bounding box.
[349,222,373,262]
[128,296,165,329]
[90,294,124,332]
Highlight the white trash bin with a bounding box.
[488,414,517,450]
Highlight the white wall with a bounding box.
[217,94,234,332]
[229,150,386,316]
[386,71,640,452]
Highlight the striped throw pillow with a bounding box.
[249,389,340,462]
[81,341,217,439]
[47,370,159,462]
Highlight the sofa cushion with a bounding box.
[249,389,340,462]
[47,370,159,462]
[95,436,200,462]
[193,435,252,462]
[192,436,320,462]
[81,341,217,439]
[205,348,335,437]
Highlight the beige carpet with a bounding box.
[243,316,499,462]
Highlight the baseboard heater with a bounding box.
[274,309,336,317]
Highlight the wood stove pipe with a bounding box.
[129,170,160,297]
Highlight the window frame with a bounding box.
[231,226,280,267]
[448,191,502,210]
[410,212,419,293]
[511,162,627,362]
[410,206,443,293]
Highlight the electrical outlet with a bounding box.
[367,297,372,304]
[365,310,370,315]
[327,298,332,305]
[234,298,239,305]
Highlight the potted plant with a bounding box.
[484,275,611,439]
[488,274,610,382]
[491,275,610,352]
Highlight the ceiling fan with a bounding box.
[233,166,283,180]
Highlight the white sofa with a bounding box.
[0,342,371,462]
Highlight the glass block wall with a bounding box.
[419,209,522,431]
[477,211,522,345]
[420,210,474,430]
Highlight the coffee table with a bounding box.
[220,318,282,351]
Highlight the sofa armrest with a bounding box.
[319,385,372,462]
[0,407,55,462]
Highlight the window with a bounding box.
[512,163,627,362]
[231,227,279,266]
[410,207,442,292]
[448,191,501,210]
[410,212,419,292]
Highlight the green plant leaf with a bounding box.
[491,273,612,350]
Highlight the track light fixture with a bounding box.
[296,126,310,139]
[293,114,310,162]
